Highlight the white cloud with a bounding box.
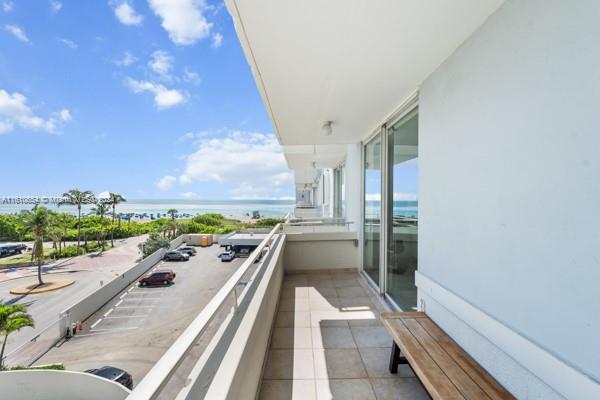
[50,1,62,13]
[155,175,176,190]
[4,24,30,43]
[0,89,71,134]
[113,1,143,26]
[2,1,13,12]
[180,191,200,199]
[126,78,187,109]
[178,130,208,142]
[177,131,293,198]
[115,51,137,67]
[393,192,418,201]
[183,68,201,85]
[148,0,212,46]
[211,32,222,48]
[57,37,77,49]
[148,50,174,78]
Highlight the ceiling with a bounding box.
[227,0,504,146]
[284,144,347,170]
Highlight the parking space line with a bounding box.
[128,286,135,292]
[115,299,123,307]
[119,292,128,299]
[122,296,162,301]
[104,315,147,319]
[90,319,102,329]
[103,308,114,318]
[115,306,155,309]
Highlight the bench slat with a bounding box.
[417,318,514,400]
[403,318,491,400]
[383,318,467,400]
[380,311,427,319]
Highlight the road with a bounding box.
[37,244,245,390]
[0,235,147,361]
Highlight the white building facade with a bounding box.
[229,0,600,398]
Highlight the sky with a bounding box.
[0,0,294,201]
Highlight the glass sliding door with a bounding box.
[363,134,382,285]
[386,108,418,310]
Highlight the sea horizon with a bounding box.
[0,198,296,218]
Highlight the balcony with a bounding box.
[258,269,428,400]
[2,226,423,399]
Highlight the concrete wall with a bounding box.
[284,232,359,271]
[345,142,362,233]
[419,0,600,398]
[0,370,129,400]
[60,235,186,333]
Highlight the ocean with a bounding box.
[0,199,295,219]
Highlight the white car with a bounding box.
[220,250,235,262]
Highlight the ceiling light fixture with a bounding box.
[321,121,333,136]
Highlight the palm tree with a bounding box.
[56,213,72,249]
[126,213,135,231]
[0,304,34,370]
[167,209,178,237]
[23,206,49,285]
[60,189,95,255]
[108,193,126,247]
[91,202,110,251]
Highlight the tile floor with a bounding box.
[259,270,429,400]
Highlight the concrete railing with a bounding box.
[126,225,282,400]
[284,231,359,272]
[0,370,130,400]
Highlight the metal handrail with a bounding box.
[125,224,281,400]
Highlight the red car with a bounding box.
[139,270,176,286]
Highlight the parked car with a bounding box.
[85,366,133,389]
[0,244,27,258]
[220,249,235,262]
[163,250,189,261]
[139,270,176,286]
[178,246,197,256]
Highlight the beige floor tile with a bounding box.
[309,286,339,299]
[336,286,367,298]
[308,278,335,288]
[358,347,415,378]
[281,287,310,299]
[271,327,313,349]
[311,310,350,327]
[347,310,382,327]
[369,378,429,400]
[339,296,375,309]
[259,380,317,400]
[332,278,361,288]
[315,379,376,400]
[279,297,310,312]
[276,311,311,328]
[351,326,393,348]
[309,296,341,311]
[312,327,357,349]
[313,348,367,379]
[263,349,315,379]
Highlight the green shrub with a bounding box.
[192,214,223,227]
[139,232,170,256]
[8,364,65,371]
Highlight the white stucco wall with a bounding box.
[0,370,129,400]
[345,142,362,232]
[419,0,600,398]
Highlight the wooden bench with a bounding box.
[381,312,515,400]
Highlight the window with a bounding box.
[386,108,418,309]
[363,133,382,285]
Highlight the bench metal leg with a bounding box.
[389,342,408,373]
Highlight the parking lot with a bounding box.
[38,244,245,386]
